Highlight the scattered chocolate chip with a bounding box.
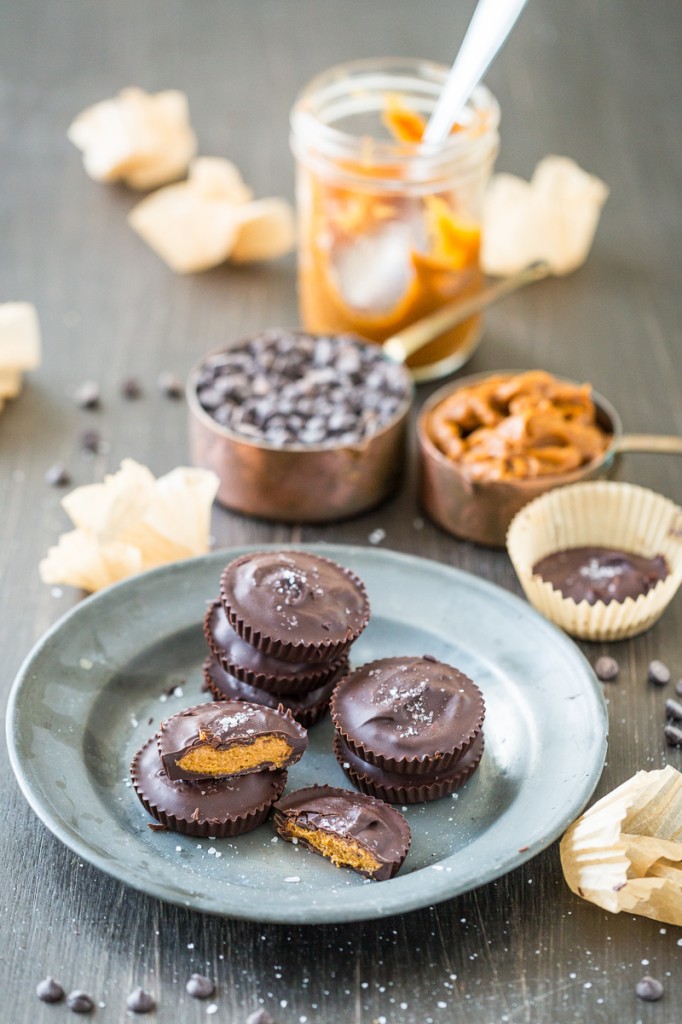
[80,429,102,453]
[635,975,664,1001]
[66,990,94,1013]
[126,987,156,1013]
[158,371,183,399]
[147,822,169,832]
[676,678,682,698]
[36,977,64,1003]
[246,1011,275,1024]
[594,655,619,682]
[186,974,214,999]
[664,724,682,747]
[121,377,143,400]
[648,660,671,686]
[74,380,101,409]
[45,463,72,487]
[192,330,409,448]
[665,698,682,720]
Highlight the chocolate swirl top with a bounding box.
[532,546,669,605]
[331,656,485,772]
[220,551,369,661]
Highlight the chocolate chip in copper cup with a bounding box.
[156,701,307,781]
[330,655,485,775]
[272,784,410,880]
[203,598,347,694]
[334,731,485,804]
[219,550,370,664]
[202,655,341,729]
[130,737,287,837]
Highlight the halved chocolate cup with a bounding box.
[157,701,307,781]
[272,784,410,880]
[130,737,286,838]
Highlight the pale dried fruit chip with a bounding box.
[67,87,197,189]
[482,156,609,276]
[0,369,22,399]
[0,302,41,371]
[189,157,253,204]
[231,198,296,264]
[128,182,239,273]
[40,459,219,592]
[560,765,682,926]
[128,158,294,272]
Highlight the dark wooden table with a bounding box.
[2,2,681,1021]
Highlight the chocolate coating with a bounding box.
[335,731,485,803]
[331,656,485,774]
[157,701,307,780]
[273,784,410,880]
[202,655,340,728]
[131,737,286,837]
[220,551,369,662]
[532,546,669,605]
[204,599,346,693]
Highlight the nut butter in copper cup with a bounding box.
[187,330,413,523]
[417,370,622,547]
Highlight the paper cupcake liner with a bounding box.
[219,551,370,664]
[329,657,485,775]
[131,737,286,838]
[560,765,682,926]
[506,481,682,640]
[202,655,337,729]
[203,599,347,694]
[334,732,485,804]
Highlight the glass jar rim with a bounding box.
[290,56,500,171]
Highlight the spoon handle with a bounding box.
[382,260,550,365]
[616,434,682,455]
[423,0,530,144]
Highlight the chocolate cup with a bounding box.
[417,371,622,548]
[203,599,346,694]
[272,784,411,881]
[130,737,286,838]
[202,655,338,729]
[330,656,485,775]
[186,337,413,524]
[334,731,485,804]
[220,550,370,664]
[157,701,307,781]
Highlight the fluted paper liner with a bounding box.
[560,765,682,925]
[506,481,682,640]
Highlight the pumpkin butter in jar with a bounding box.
[290,59,500,381]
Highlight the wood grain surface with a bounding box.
[1,1,681,1022]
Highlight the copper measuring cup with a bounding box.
[417,371,682,547]
[187,264,551,523]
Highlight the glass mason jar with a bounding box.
[290,58,500,381]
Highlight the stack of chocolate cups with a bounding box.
[131,700,307,837]
[330,655,486,804]
[203,550,371,727]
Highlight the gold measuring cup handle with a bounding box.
[382,260,551,365]
[616,434,682,455]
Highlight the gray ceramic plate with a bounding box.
[7,544,607,924]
